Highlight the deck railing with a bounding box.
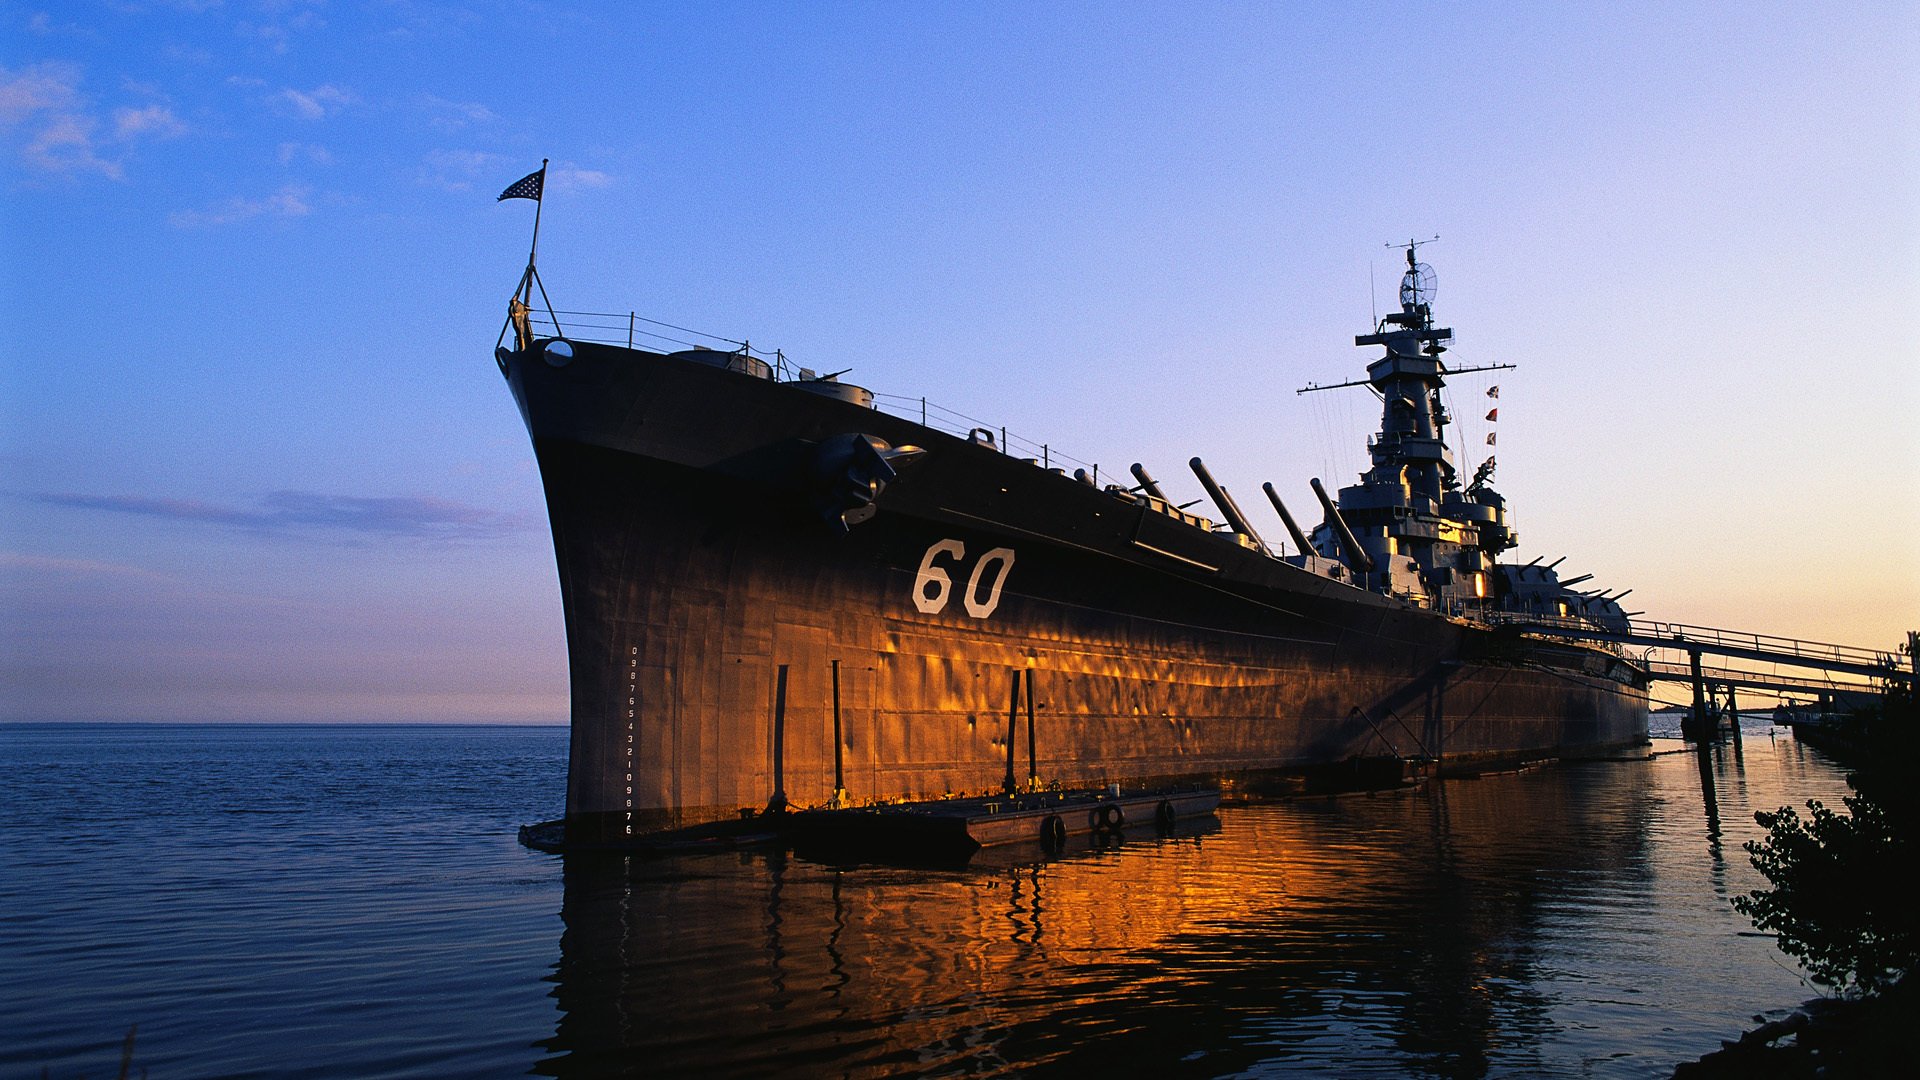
[518,307,1110,483]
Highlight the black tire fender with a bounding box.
[1040,815,1067,851]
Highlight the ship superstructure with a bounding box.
[1298,242,1631,632]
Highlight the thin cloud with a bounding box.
[0,551,180,585]
[552,165,611,192]
[276,83,353,119]
[417,147,507,192]
[31,490,533,542]
[164,43,217,64]
[0,63,112,176]
[426,157,613,197]
[24,111,119,177]
[0,61,82,122]
[276,140,332,165]
[169,183,311,227]
[114,103,186,140]
[22,11,95,38]
[2,61,189,178]
[234,3,326,56]
[236,22,291,54]
[418,94,496,131]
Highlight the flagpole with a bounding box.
[498,160,557,344]
[523,159,549,307]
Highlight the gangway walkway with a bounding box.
[1642,660,1878,698]
[1481,613,1911,688]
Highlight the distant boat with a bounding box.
[495,239,1648,843]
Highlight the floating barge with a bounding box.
[790,785,1223,857]
[520,784,1222,860]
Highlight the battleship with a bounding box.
[495,221,1649,844]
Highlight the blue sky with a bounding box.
[3,1,1915,722]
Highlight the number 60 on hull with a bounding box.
[912,540,1016,619]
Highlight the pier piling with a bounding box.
[1003,669,1022,795]
[830,659,848,808]
[1684,649,1712,741]
[768,664,790,814]
[1025,668,1037,789]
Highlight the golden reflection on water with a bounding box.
[538,733,1854,1078]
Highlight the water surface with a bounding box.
[0,722,1853,1077]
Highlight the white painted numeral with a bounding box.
[913,540,1015,618]
[913,539,966,614]
[963,547,1016,618]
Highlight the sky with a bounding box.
[2,1,1916,723]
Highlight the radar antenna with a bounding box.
[1387,236,1439,310]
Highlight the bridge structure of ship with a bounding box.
[1480,614,1916,742]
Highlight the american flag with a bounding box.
[497,166,545,202]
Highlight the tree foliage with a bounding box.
[1734,669,1917,995]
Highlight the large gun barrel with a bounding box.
[1189,457,1266,552]
[1261,482,1313,555]
[1129,463,1169,502]
[1310,477,1375,573]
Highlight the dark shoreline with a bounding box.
[1673,980,1910,1078]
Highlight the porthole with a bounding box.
[543,339,575,367]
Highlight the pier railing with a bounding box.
[1625,619,1893,669]
[1641,660,1877,696]
[1481,612,1909,687]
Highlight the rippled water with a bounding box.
[0,722,1855,1078]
